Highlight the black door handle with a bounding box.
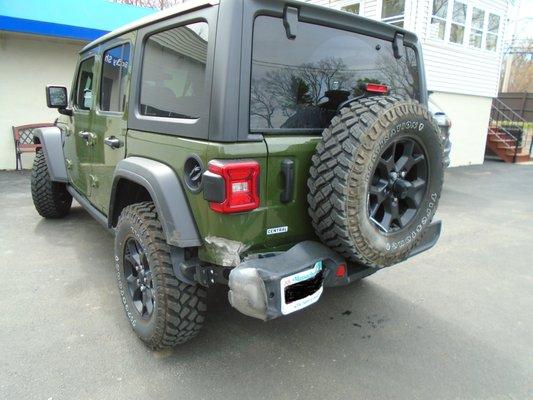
[280,159,294,203]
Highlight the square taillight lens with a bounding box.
[206,160,260,213]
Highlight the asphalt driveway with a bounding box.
[0,161,532,400]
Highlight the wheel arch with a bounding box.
[32,126,68,182]
[109,157,202,248]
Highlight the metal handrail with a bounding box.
[490,106,524,127]
[490,108,519,141]
[488,128,516,149]
[489,103,520,163]
[492,97,527,123]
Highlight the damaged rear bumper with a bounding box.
[228,221,441,320]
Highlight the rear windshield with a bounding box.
[250,16,420,132]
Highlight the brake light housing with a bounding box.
[363,83,389,94]
[203,160,260,214]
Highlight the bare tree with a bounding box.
[113,0,185,10]
[250,57,354,128]
[500,39,533,92]
[250,78,277,128]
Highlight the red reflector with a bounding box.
[208,160,260,214]
[335,263,346,278]
[364,83,389,94]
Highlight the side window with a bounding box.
[75,57,95,110]
[140,22,209,119]
[100,43,131,112]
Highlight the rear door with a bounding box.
[249,14,422,247]
[90,35,133,214]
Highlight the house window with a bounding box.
[381,0,405,27]
[429,0,500,52]
[486,13,500,51]
[450,1,467,44]
[341,3,360,14]
[430,0,448,40]
[469,7,485,48]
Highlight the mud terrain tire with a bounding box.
[115,202,206,349]
[31,150,72,218]
[307,96,444,268]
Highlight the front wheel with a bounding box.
[31,150,72,218]
[114,201,206,349]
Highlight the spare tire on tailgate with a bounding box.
[307,96,444,268]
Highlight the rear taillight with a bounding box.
[363,83,389,94]
[203,160,260,214]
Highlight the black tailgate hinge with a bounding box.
[283,6,299,39]
[392,32,404,59]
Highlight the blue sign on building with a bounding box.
[0,0,155,41]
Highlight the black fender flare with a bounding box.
[33,126,68,182]
[109,157,202,248]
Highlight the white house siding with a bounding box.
[0,32,83,169]
[412,0,509,166]
[362,0,379,19]
[306,0,380,18]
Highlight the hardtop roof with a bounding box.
[81,0,218,52]
[81,0,415,54]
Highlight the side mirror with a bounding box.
[46,85,68,109]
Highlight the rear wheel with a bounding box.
[114,202,206,349]
[31,150,72,218]
[307,96,444,268]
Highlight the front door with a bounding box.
[64,54,96,197]
[89,37,133,214]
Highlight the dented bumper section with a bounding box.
[228,241,345,320]
[227,221,442,321]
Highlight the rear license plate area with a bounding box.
[280,261,324,315]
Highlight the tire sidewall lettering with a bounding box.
[115,223,154,330]
[363,113,441,254]
[384,193,437,252]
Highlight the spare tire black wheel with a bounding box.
[307,96,444,268]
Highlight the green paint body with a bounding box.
[57,26,325,265]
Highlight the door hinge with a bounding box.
[65,158,72,170]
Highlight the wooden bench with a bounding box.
[12,123,54,170]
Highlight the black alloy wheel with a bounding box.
[123,237,155,319]
[368,137,428,233]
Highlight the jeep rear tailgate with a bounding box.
[263,135,320,247]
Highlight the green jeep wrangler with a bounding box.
[32,0,444,349]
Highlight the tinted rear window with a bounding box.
[140,22,208,119]
[250,16,420,131]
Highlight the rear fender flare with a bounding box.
[109,157,202,249]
